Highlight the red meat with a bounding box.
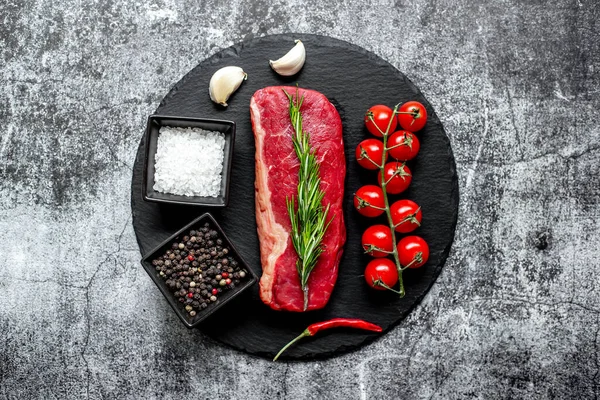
[250,86,346,312]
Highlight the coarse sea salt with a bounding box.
[153,126,226,197]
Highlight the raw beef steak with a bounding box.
[250,86,346,312]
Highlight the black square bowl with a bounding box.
[142,115,236,207]
[140,213,257,328]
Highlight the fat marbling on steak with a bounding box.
[250,86,346,312]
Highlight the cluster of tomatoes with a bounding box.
[354,101,431,292]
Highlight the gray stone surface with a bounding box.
[1,0,599,398]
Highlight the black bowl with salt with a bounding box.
[142,115,235,207]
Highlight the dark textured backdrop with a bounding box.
[1,0,599,399]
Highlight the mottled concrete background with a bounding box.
[1,0,599,398]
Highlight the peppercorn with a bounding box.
[189,311,197,317]
[221,272,229,279]
[212,288,218,295]
[219,279,227,287]
[187,293,193,298]
[225,278,232,285]
[239,271,246,278]
[223,248,229,255]
[178,243,185,249]
[185,305,192,312]
[215,274,222,281]
[210,295,217,302]
[189,281,196,288]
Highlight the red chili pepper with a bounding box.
[273,318,382,361]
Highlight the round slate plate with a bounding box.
[131,34,458,360]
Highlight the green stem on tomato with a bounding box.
[358,145,384,169]
[354,195,387,211]
[368,104,405,297]
[372,278,404,295]
[363,244,394,255]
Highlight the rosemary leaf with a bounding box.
[284,88,331,311]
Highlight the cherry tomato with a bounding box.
[364,105,397,137]
[378,162,412,194]
[354,185,386,217]
[397,101,427,132]
[355,139,387,170]
[387,131,420,161]
[390,199,422,233]
[362,225,394,257]
[397,236,429,268]
[364,258,398,290]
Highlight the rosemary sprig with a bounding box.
[284,88,331,311]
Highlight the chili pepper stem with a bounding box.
[368,109,405,297]
[273,329,311,361]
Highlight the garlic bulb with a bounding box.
[269,40,306,76]
[209,66,247,107]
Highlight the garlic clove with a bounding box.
[209,66,248,107]
[269,40,306,77]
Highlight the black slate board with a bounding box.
[131,34,459,360]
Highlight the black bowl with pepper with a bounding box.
[140,213,257,328]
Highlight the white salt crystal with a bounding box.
[153,126,226,197]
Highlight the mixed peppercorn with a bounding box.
[151,222,249,319]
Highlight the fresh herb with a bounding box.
[284,87,331,311]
